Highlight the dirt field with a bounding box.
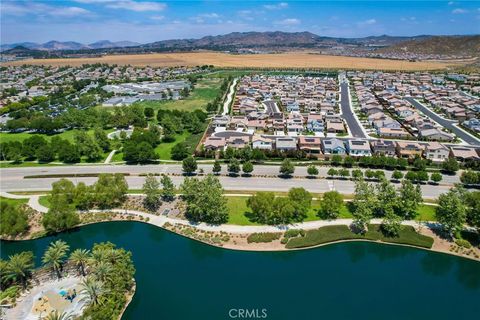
[3,51,461,70]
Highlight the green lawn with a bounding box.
[133,78,222,112]
[226,196,437,226]
[0,128,100,143]
[38,196,51,209]
[0,197,28,208]
[154,131,191,160]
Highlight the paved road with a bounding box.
[405,97,480,146]
[0,164,459,199]
[340,82,367,139]
[222,78,238,115]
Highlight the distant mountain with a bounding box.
[1,46,57,58]
[377,35,480,57]
[0,40,141,52]
[88,40,141,49]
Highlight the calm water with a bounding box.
[1,222,480,320]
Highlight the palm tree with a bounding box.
[69,249,90,277]
[80,276,106,306]
[93,261,112,283]
[42,240,70,279]
[4,252,34,289]
[44,310,72,320]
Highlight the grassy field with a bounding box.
[0,129,98,143]
[285,225,434,249]
[5,52,459,71]
[226,196,437,226]
[38,196,50,209]
[0,197,28,208]
[155,131,190,160]
[124,78,221,112]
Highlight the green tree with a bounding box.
[287,187,312,221]
[22,135,47,160]
[460,170,479,185]
[171,142,190,160]
[94,127,111,152]
[242,161,254,176]
[42,240,70,279]
[396,180,422,220]
[436,190,466,237]
[352,201,372,233]
[80,276,106,307]
[279,159,295,176]
[69,249,91,277]
[327,168,338,178]
[160,174,175,201]
[307,165,319,178]
[318,191,344,219]
[405,171,417,182]
[92,174,128,209]
[227,158,241,176]
[42,195,80,233]
[180,175,228,224]
[430,172,443,184]
[413,155,427,171]
[4,252,34,289]
[247,192,275,224]
[376,179,397,217]
[416,171,429,183]
[36,143,56,163]
[339,168,350,179]
[182,156,197,175]
[351,169,363,180]
[212,160,222,175]
[331,154,342,166]
[465,191,480,231]
[441,157,459,174]
[343,156,355,167]
[142,174,161,210]
[381,209,402,237]
[0,202,29,237]
[391,170,404,181]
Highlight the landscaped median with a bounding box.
[283,225,434,249]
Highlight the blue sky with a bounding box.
[1,1,480,44]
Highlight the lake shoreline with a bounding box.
[3,214,479,262]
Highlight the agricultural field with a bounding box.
[4,52,459,71]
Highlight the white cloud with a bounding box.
[275,18,301,25]
[2,2,91,17]
[264,2,288,10]
[106,1,166,12]
[150,15,165,21]
[359,19,377,25]
[199,13,220,19]
[452,8,468,14]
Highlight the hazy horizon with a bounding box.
[1,1,480,44]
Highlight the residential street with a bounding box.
[340,82,368,139]
[0,164,459,199]
[405,97,480,146]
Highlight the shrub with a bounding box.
[284,229,305,238]
[247,232,282,243]
[455,239,472,249]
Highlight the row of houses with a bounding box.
[203,133,479,162]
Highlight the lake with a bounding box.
[1,221,479,320]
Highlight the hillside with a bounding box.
[377,35,480,57]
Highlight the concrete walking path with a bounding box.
[104,150,117,164]
[222,78,238,115]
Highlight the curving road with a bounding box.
[405,97,480,146]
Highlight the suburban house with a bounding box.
[449,146,480,161]
[203,136,226,151]
[346,139,372,157]
[326,120,345,133]
[378,127,410,138]
[226,136,250,149]
[252,136,273,150]
[370,139,396,156]
[419,128,455,142]
[463,118,480,132]
[423,142,449,162]
[322,138,346,155]
[395,141,424,158]
[275,137,297,152]
[298,136,322,155]
[211,115,230,128]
